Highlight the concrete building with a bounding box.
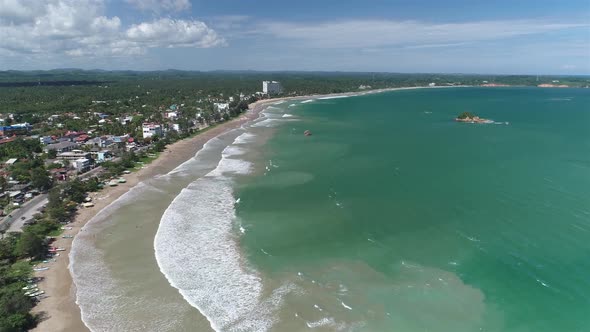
[0,123,32,136]
[142,123,163,139]
[165,111,178,119]
[72,158,91,173]
[57,150,91,161]
[262,81,282,94]
[44,141,79,153]
[214,103,229,112]
[4,158,17,166]
[39,136,55,145]
[119,115,133,125]
[95,150,112,163]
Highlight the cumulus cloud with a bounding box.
[125,0,191,13]
[0,0,45,24]
[127,18,226,48]
[0,0,223,58]
[255,19,588,49]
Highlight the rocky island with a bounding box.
[455,111,493,124]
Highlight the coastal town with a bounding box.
[0,71,586,330]
[0,79,286,331]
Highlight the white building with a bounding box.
[73,158,91,173]
[165,111,178,119]
[214,103,229,112]
[119,115,133,124]
[262,81,282,94]
[39,136,54,145]
[142,123,163,139]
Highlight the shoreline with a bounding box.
[30,99,273,332]
[30,84,464,331]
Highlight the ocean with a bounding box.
[72,87,590,331]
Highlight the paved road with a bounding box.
[4,194,48,233]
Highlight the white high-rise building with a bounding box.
[262,81,282,94]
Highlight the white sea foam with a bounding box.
[318,95,349,100]
[288,104,297,107]
[222,144,246,157]
[234,132,257,145]
[71,182,186,331]
[301,99,314,103]
[306,317,335,328]
[207,144,252,177]
[536,278,550,288]
[155,177,266,331]
[252,118,282,128]
[154,134,297,331]
[167,134,233,176]
[282,114,295,118]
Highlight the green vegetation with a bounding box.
[0,139,41,161]
[0,176,103,330]
[457,111,475,119]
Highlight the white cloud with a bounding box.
[125,0,191,13]
[0,0,223,58]
[255,19,588,49]
[0,0,45,24]
[127,18,226,48]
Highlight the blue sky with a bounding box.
[0,0,588,74]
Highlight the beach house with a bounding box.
[142,123,163,139]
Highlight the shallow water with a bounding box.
[235,87,590,331]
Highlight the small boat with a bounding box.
[62,235,74,239]
[108,181,118,187]
[123,170,131,174]
[22,284,37,290]
[55,248,66,251]
[304,130,312,136]
[117,178,126,183]
[84,197,92,202]
[83,202,94,208]
[33,267,49,271]
[28,291,45,297]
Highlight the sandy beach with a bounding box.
[30,99,273,332]
[30,86,456,331]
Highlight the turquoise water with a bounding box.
[236,88,590,331]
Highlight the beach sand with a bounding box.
[30,100,273,332]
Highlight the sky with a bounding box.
[0,0,589,74]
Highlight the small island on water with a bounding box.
[455,111,494,124]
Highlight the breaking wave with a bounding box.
[154,136,294,331]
